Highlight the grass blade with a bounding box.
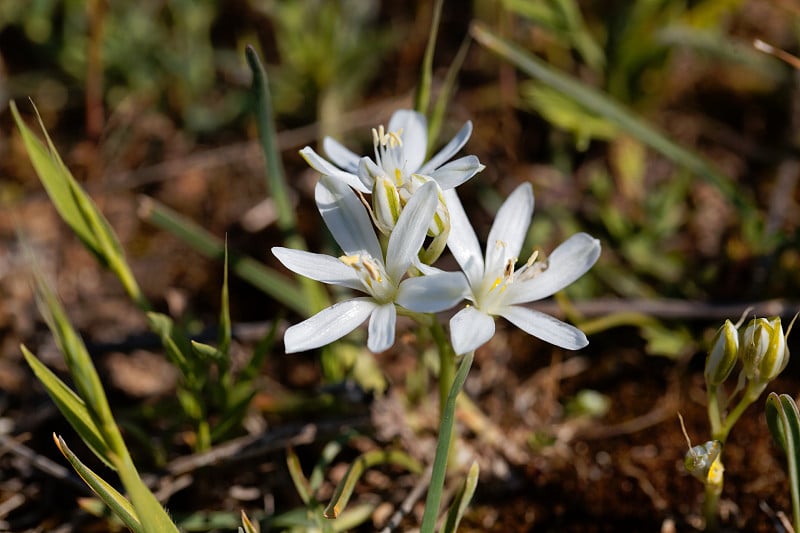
[414,0,444,118]
[470,22,755,215]
[21,346,113,469]
[420,351,474,533]
[323,450,422,519]
[54,434,142,533]
[441,461,480,533]
[766,392,800,532]
[139,196,308,316]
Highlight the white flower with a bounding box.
[299,109,484,195]
[445,183,601,354]
[272,177,464,354]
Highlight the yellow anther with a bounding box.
[340,255,360,266]
[525,250,539,268]
[388,129,403,148]
[394,168,403,185]
[362,258,382,282]
[490,277,503,291]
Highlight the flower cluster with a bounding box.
[274,109,601,355]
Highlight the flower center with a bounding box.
[477,247,547,313]
[340,253,396,302]
[372,125,406,186]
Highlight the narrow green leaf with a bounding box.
[10,101,100,260]
[442,461,480,533]
[470,22,756,216]
[244,45,329,314]
[113,451,181,533]
[240,510,259,533]
[286,447,313,505]
[428,34,471,154]
[54,434,142,533]
[218,242,232,358]
[146,312,190,373]
[414,0,444,118]
[420,351,475,533]
[139,196,308,316]
[324,450,422,519]
[190,340,224,363]
[766,392,800,532]
[21,346,114,469]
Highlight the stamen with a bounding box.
[362,258,382,282]
[340,255,360,267]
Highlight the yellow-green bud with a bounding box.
[705,320,739,386]
[372,175,402,235]
[685,440,723,484]
[741,317,789,383]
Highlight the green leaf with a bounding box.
[414,0,444,119]
[54,434,142,533]
[240,510,259,533]
[324,450,422,519]
[21,346,114,469]
[286,447,313,505]
[245,45,329,315]
[218,242,232,359]
[766,392,800,532]
[139,196,308,316]
[470,22,757,218]
[442,461,480,533]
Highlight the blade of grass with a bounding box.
[441,461,480,533]
[470,22,756,216]
[54,434,142,533]
[420,350,474,533]
[139,196,308,316]
[286,446,313,505]
[766,393,800,532]
[21,346,113,469]
[245,45,329,315]
[323,450,422,519]
[414,0,445,118]
[428,34,471,154]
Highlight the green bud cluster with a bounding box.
[704,316,791,389]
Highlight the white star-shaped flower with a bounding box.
[299,109,483,194]
[445,183,601,354]
[272,177,465,354]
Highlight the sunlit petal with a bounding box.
[419,121,473,175]
[368,302,397,352]
[284,298,376,353]
[385,181,438,281]
[450,306,496,355]
[485,183,534,277]
[323,137,360,173]
[429,156,485,189]
[508,233,601,305]
[272,247,363,291]
[397,272,468,312]
[499,306,588,350]
[316,176,382,259]
[299,146,369,192]
[444,188,484,286]
[388,109,428,172]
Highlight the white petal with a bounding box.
[368,302,397,352]
[443,188,484,286]
[397,272,468,312]
[508,233,601,305]
[428,156,484,189]
[316,176,382,259]
[485,183,534,277]
[388,110,427,173]
[499,305,588,350]
[419,121,473,175]
[271,247,364,291]
[358,156,383,191]
[300,147,370,193]
[323,137,360,173]
[284,298,376,353]
[450,306,496,355]
[385,181,438,281]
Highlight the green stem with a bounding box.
[703,475,722,533]
[430,320,455,415]
[707,384,723,442]
[420,351,474,533]
[715,381,766,442]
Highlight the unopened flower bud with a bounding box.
[705,320,739,386]
[372,175,402,235]
[741,317,789,383]
[685,440,723,484]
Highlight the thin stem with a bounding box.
[430,320,455,415]
[703,476,722,533]
[420,351,474,533]
[706,384,723,441]
[716,381,767,442]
